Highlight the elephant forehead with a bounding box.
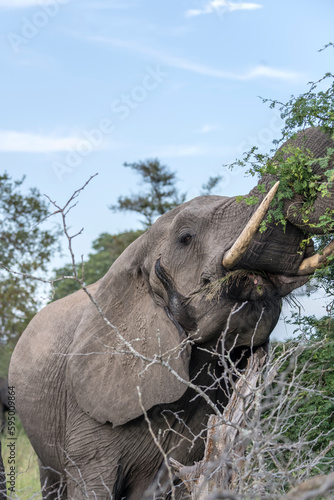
[158,198,243,262]
[169,196,232,226]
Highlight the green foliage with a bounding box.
[259,144,334,234]
[0,173,60,344]
[52,230,144,301]
[109,159,186,227]
[273,316,334,474]
[232,140,334,234]
[229,45,334,237]
[0,343,13,377]
[267,72,334,139]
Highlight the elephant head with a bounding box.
[68,126,334,428]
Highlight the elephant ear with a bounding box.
[67,233,191,427]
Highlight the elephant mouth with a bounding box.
[203,269,308,302]
[205,270,273,302]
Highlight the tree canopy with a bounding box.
[52,230,144,301]
[109,159,187,227]
[0,173,60,344]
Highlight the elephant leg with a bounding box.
[64,394,122,499]
[136,463,187,500]
[65,463,119,500]
[39,460,67,499]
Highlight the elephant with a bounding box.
[9,127,334,499]
[0,378,8,434]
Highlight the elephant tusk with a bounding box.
[222,181,280,269]
[297,239,334,275]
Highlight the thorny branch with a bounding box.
[43,173,98,280]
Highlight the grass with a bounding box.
[202,269,267,300]
[1,419,42,499]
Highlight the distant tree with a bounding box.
[52,230,143,301]
[201,175,222,195]
[109,159,186,227]
[0,173,60,344]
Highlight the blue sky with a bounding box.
[1,0,333,338]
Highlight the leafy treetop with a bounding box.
[109,159,187,227]
[52,230,143,301]
[0,173,60,343]
[231,46,334,238]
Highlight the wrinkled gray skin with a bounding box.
[0,378,8,434]
[9,128,334,499]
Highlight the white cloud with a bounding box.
[198,124,220,134]
[0,0,68,8]
[90,37,303,82]
[243,65,299,80]
[0,131,81,152]
[186,0,262,17]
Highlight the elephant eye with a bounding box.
[180,233,193,246]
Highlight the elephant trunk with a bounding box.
[278,127,334,235]
[223,127,334,276]
[297,239,334,275]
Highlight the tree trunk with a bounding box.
[171,348,267,498]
